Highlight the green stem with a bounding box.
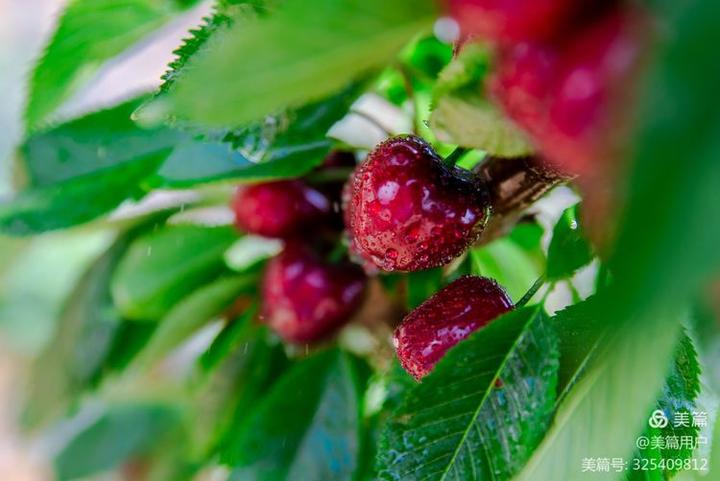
[516,276,545,308]
[443,147,470,167]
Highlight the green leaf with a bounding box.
[4,98,180,235]
[0,151,168,236]
[55,403,180,481]
[515,307,685,481]
[102,320,157,373]
[26,0,196,129]
[111,225,238,320]
[546,205,593,281]
[377,306,559,481]
[21,97,181,187]
[554,297,702,479]
[227,349,368,480]
[192,315,289,459]
[158,1,273,95]
[153,0,437,126]
[429,44,532,157]
[155,83,362,186]
[629,335,701,479]
[132,273,258,369]
[610,0,720,311]
[22,235,129,428]
[469,238,543,302]
[516,0,720,476]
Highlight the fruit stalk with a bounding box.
[474,155,572,244]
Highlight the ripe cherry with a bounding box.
[261,243,367,344]
[394,276,513,379]
[448,0,581,43]
[345,136,489,272]
[490,9,646,175]
[541,9,646,175]
[490,41,558,139]
[232,180,331,238]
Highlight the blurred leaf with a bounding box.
[132,273,258,369]
[25,0,197,129]
[156,83,362,186]
[517,0,720,476]
[227,349,368,480]
[377,307,558,481]
[516,308,685,481]
[0,151,168,236]
[611,0,720,306]
[405,268,443,310]
[3,99,180,235]
[55,403,180,481]
[23,234,130,428]
[430,44,532,156]
[152,0,437,126]
[554,297,702,481]
[20,96,265,208]
[111,225,238,320]
[192,314,288,459]
[546,205,593,281]
[199,307,260,374]
[21,97,180,186]
[0,231,109,354]
[102,320,157,372]
[469,238,542,302]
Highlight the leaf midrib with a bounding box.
[438,306,544,481]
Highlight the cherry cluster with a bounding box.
[229,0,647,380]
[450,0,648,175]
[232,137,511,379]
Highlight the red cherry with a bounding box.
[490,9,647,175]
[345,136,489,272]
[449,0,582,42]
[232,180,331,238]
[541,9,646,175]
[261,244,367,344]
[394,276,513,379]
[490,41,558,138]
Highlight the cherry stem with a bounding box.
[443,147,470,167]
[305,167,355,184]
[516,276,545,308]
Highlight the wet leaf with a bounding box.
[377,306,558,481]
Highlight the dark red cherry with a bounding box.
[260,243,367,344]
[232,180,331,238]
[394,276,513,379]
[345,136,489,272]
[449,0,581,42]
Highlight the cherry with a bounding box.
[541,9,646,175]
[232,180,331,238]
[490,9,646,175]
[449,0,582,43]
[260,243,367,344]
[345,136,489,272]
[394,276,513,379]
[490,41,558,139]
